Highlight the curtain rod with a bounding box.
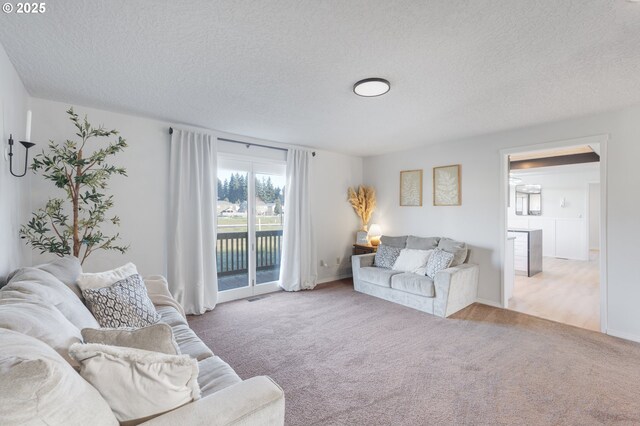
[169,127,316,157]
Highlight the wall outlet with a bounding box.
[320,260,328,267]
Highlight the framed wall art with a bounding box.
[433,164,461,206]
[399,169,423,206]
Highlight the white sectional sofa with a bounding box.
[0,257,284,426]
[351,235,479,317]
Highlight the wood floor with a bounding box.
[508,251,600,331]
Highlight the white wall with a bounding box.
[0,43,31,282]
[363,103,640,341]
[28,98,362,284]
[589,183,600,250]
[311,150,362,282]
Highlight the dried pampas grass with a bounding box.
[347,185,376,231]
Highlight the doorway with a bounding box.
[500,135,608,332]
[216,156,286,303]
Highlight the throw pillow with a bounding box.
[82,274,161,328]
[374,244,402,269]
[77,262,139,291]
[392,249,433,273]
[0,299,82,366]
[0,329,118,426]
[69,343,201,424]
[82,323,180,355]
[437,238,468,267]
[425,249,455,279]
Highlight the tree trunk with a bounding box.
[73,149,82,257]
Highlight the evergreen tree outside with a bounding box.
[216,173,284,205]
[222,179,229,200]
[217,179,224,200]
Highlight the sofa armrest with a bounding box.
[352,253,375,269]
[351,253,375,285]
[433,263,479,317]
[143,275,186,318]
[141,376,284,426]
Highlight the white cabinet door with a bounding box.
[511,232,528,272]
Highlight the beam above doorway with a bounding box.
[510,152,600,170]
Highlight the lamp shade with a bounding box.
[368,224,382,237]
[367,224,382,246]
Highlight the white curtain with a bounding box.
[279,149,318,291]
[167,129,218,314]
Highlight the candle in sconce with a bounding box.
[25,110,32,142]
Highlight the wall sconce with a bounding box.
[7,110,35,177]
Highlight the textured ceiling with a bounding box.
[1,1,640,156]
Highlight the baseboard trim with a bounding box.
[606,328,640,344]
[476,298,503,309]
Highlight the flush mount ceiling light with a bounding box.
[353,78,390,97]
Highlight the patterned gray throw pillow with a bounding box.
[82,274,161,328]
[425,249,455,279]
[374,244,402,269]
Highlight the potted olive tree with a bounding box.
[20,108,129,264]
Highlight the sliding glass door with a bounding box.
[216,157,285,302]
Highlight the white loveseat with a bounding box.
[0,257,285,426]
[351,235,479,317]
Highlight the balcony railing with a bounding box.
[216,230,283,276]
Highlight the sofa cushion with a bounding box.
[8,256,84,299]
[157,305,188,327]
[392,249,433,273]
[3,267,99,330]
[358,267,403,288]
[0,328,118,426]
[82,273,161,328]
[380,235,407,248]
[391,273,436,297]
[35,256,83,299]
[0,299,82,366]
[406,236,440,250]
[438,238,468,266]
[69,343,200,424]
[82,323,180,355]
[198,355,243,398]
[426,249,455,279]
[374,244,402,269]
[171,323,214,361]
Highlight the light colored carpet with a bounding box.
[188,280,640,425]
